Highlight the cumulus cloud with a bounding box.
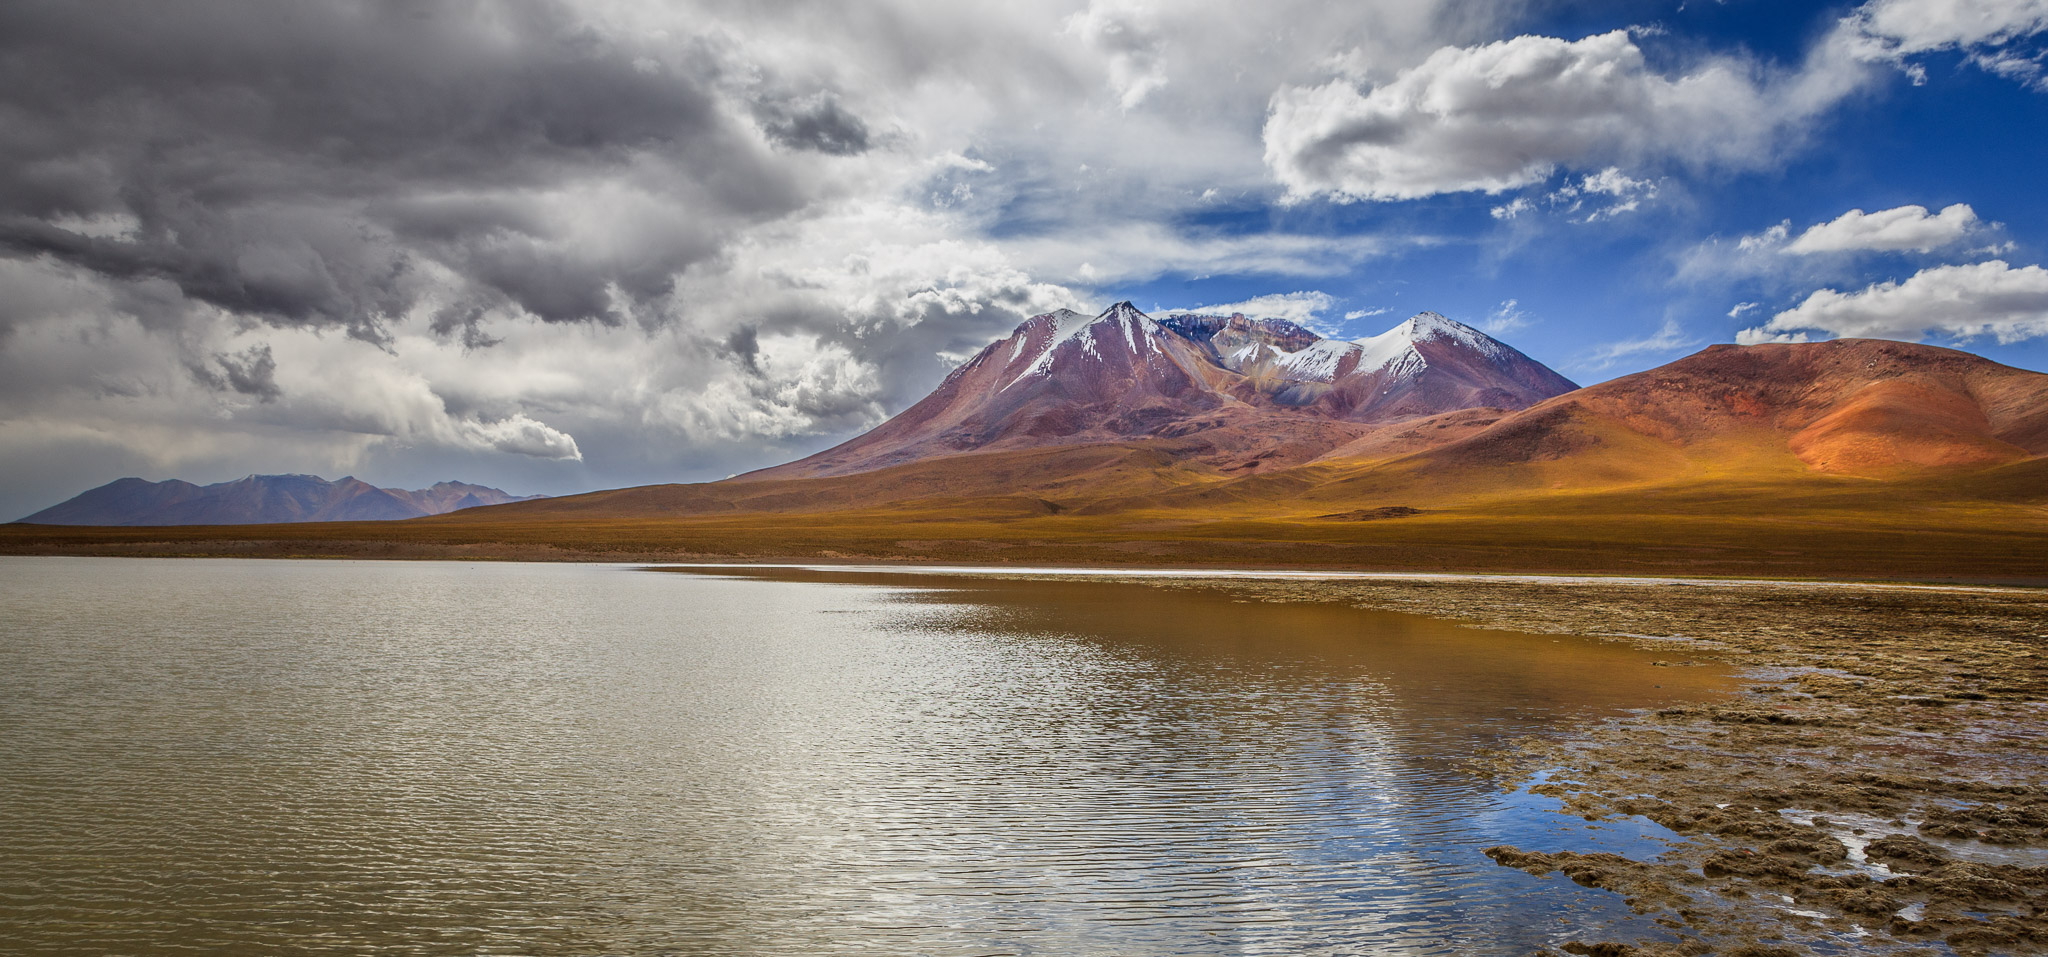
[1682,203,1994,286]
[1263,29,1866,202]
[1740,259,2048,344]
[1783,203,1983,254]
[1064,0,1170,109]
[460,415,583,460]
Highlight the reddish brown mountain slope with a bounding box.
[754,303,1577,480]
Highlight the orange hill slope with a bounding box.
[1395,338,2048,481]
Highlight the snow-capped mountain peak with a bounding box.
[1393,311,1511,359]
[1005,302,1173,384]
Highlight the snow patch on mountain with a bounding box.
[1401,312,1511,360]
[1273,338,1361,382]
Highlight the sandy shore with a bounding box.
[949,571,2048,956]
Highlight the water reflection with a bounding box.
[0,558,1730,956]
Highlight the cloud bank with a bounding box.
[1263,29,1866,202]
[1741,260,2048,344]
[1784,204,1982,254]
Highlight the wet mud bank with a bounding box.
[1094,575,2048,956]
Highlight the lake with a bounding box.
[0,557,1732,955]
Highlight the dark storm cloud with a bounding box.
[721,326,763,375]
[193,344,282,402]
[758,94,874,155]
[0,0,805,338]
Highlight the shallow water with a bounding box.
[0,558,1732,955]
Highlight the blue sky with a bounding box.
[2,0,2046,516]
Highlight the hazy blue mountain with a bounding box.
[15,475,545,526]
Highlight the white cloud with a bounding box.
[1490,166,1659,223]
[1554,166,1659,221]
[1480,299,1532,334]
[1006,225,1408,286]
[1684,204,1991,284]
[1741,259,2048,343]
[461,415,584,460]
[1064,1,1170,110]
[1842,0,2048,87]
[1738,221,1794,253]
[1848,0,2048,55]
[1784,203,1982,254]
[1263,29,1868,202]
[1728,301,1761,318]
[1581,318,1700,368]
[1169,291,1338,326]
[1579,167,1656,197]
[1344,307,1391,320]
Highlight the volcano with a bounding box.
[754,302,1576,479]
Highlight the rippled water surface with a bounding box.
[0,558,1733,955]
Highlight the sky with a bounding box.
[4,0,2048,518]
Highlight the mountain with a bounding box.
[1160,310,1577,422]
[1340,337,2048,486]
[754,303,1576,479]
[15,475,546,526]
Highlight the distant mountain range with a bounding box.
[16,474,545,525]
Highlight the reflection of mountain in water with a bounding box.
[3,558,1731,955]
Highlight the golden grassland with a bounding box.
[7,453,2047,583]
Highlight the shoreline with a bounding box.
[7,497,2046,586]
[1040,571,2048,956]
[2,546,2043,590]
